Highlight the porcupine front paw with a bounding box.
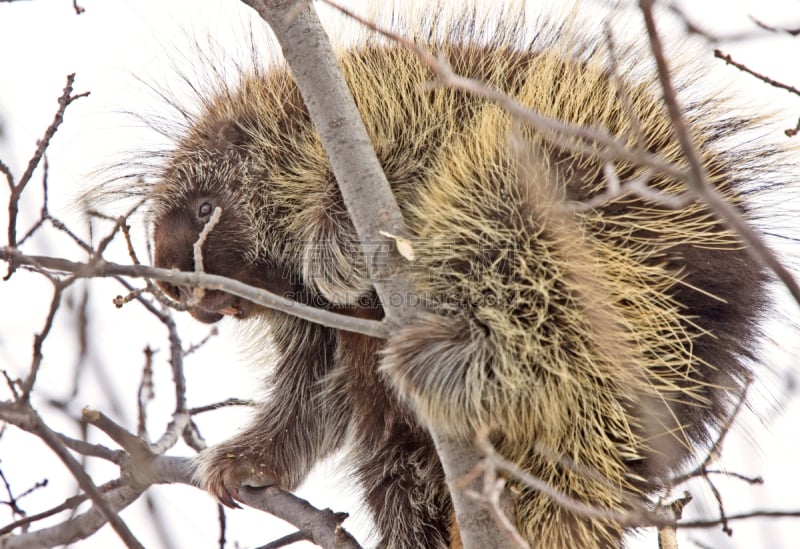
[193,440,279,508]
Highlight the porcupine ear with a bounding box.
[209,119,249,151]
[203,119,251,191]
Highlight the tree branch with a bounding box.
[0,405,360,549]
[238,487,360,549]
[5,74,88,277]
[639,0,800,306]
[0,247,389,339]
[0,402,145,549]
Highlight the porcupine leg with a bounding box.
[353,421,452,549]
[195,313,349,506]
[323,303,453,547]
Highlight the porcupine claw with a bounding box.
[206,472,242,509]
[219,487,242,510]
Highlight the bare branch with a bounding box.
[136,346,155,439]
[0,402,145,549]
[714,49,800,98]
[257,530,309,549]
[785,118,800,138]
[149,412,190,457]
[1,406,361,548]
[0,482,146,549]
[749,17,800,37]
[58,434,122,463]
[190,206,223,306]
[82,408,152,464]
[679,510,800,529]
[667,4,800,43]
[237,486,360,549]
[107,275,191,418]
[0,489,94,537]
[0,248,389,339]
[193,206,222,274]
[670,383,751,488]
[571,165,695,212]
[5,74,89,276]
[20,282,67,400]
[656,493,692,549]
[457,456,527,549]
[217,504,227,549]
[188,398,257,416]
[639,0,800,307]
[475,433,638,526]
[0,467,44,518]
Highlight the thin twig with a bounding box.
[189,206,223,305]
[639,0,800,308]
[137,347,156,440]
[82,408,151,464]
[183,327,219,356]
[670,384,750,487]
[238,486,360,549]
[257,530,310,549]
[714,49,800,97]
[5,74,89,275]
[188,398,257,416]
[0,481,119,537]
[461,456,528,549]
[59,434,123,463]
[0,469,27,517]
[475,434,639,526]
[217,503,227,549]
[749,17,800,38]
[0,247,390,339]
[785,118,800,138]
[666,4,800,43]
[20,283,68,400]
[656,493,692,549]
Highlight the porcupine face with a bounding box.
[151,121,297,323]
[153,191,246,323]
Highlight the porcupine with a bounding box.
[138,3,787,548]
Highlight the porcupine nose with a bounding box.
[153,207,199,302]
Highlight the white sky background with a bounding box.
[1,0,800,548]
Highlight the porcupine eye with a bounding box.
[198,201,213,218]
